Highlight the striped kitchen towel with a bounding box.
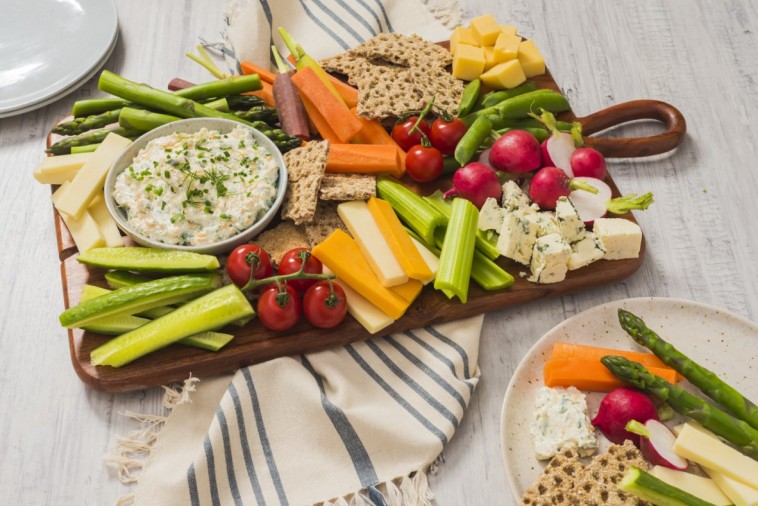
[119,316,482,505]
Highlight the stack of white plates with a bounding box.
[0,0,119,118]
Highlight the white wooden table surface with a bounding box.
[1,1,756,504]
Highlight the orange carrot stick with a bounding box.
[286,53,358,107]
[244,80,275,106]
[300,94,340,143]
[291,67,362,143]
[551,341,672,370]
[240,61,276,84]
[543,357,680,392]
[326,144,402,178]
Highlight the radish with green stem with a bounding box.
[530,109,583,176]
[529,166,598,210]
[569,177,654,225]
[626,419,688,470]
[488,129,542,174]
[444,162,502,209]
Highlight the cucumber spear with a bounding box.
[619,467,717,506]
[601,355,758,459]
[618,309,758,431]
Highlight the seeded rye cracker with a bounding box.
[319,174,376,201]
[280,140,329,225]
[255,221,309,265]
[304,201,349,247]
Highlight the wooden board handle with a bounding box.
[575,100,686,158]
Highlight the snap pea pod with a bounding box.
[488,116,574,132]
[454,115,493,166]
[480,82,538,108]
[496,89,571,119]
[461,88,555,125]
[496,127,551,143]
[442,156,462,175]
[457,79,481,117]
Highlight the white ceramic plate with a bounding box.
[500,297,758,501]
[0,0,119,118]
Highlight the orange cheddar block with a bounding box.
[391,278,424,305]
[311,230,411,320]
[544,357,680,392]
[367,197,434,283]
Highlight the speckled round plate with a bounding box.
[500,297,758,501]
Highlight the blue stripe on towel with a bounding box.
[384,336,467,410]
[404,330,475,392]
[228,381,267,505]
[203,434,221,506]
[256,0,276,67]
[297,0,351,50]
[215,407,243,505]
[241,368,288,505]
[424,325,472,379]
[188,463,200,506]
[333,0,377,39]
[301,356,383,498]
[352,0,383,35]
[366,0,394,32]
[346,344,448,445]
[310,0,366,45]
[365,341,459,430]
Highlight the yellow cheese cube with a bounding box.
[518,39,546,77]
[494,33,522,61]
[470,14,501,46]
[482,46,498,71]
[452,44,485,81]
[480,59,527,89]
[499,24,518,36]
[450,26,477,54]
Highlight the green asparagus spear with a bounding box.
[53,108,123,135]
[601,355,758,459]
[72,97,129,117]
[225,95,265,110]
[618,309,758,431]
[47,127,142,155]
[234,105,279,124]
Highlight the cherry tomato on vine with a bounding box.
[278,248,323,293]
[226,244,273,288]
[405,144,443,183]
[257,283,302,331]
[391,116,431,152]
[303,280,348,329]
[429,117,467,156]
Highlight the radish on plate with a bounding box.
[569,177,654,225]
[528,166,598,210]
[626,419,688,470]
[591,387,659,446]
[443,162,502,209]
[488,130,541,174]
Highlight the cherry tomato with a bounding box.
[257,283,302,331]
[303,280,348,329]
[278,248,323,293]
[405,144,443,183]
[391,116,431,152]
[226,244,273,288]
[429,117,467,156]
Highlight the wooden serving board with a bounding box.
[50,63,685,392]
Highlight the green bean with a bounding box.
[454,115,493,166]
[495,89,570,119]
[457,79,481,117]
[480,82,538,108]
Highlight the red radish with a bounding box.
[488,130,541,174]
[569,177,654,226]
[571,147,607,179]
[626,419,688,470]
[591,387,659,446]
[528,166,598,210]
[541,132,576,175]
[478,147,492,168]
[443,162,502,209]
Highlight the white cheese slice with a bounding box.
[593,217,642,260]
[409,236,439,285]
[33,152,93,184]
[529,232,571,284]
[497,210,540,265]
[52,183,106,253]
[650,467,732,506]
[89,194,124,248]
[53,133,132,219]
[323,266,394,334]
[478,197,504,232]
[674,423,758,489]
[556,196,586,243]
[337,200,409,287]
[568,232,605,270]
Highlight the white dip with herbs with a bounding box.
[113,126,279,246]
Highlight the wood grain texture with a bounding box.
[1,1,757,505]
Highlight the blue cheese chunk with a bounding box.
[536,212,560,237]
[556,196,586,243]
[501,180,533,212]
[529,233,571,283]
[529,386,599,460]
[478,197,504,232]
[497,210,540,265]
[568,232,605,270]
[593,218,642,260]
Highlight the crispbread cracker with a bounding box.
[320,53,369,84]
[353,64,424,118]
[304,201,349,247]
[520,446,585,505]
[351,33,452,68]
[255,221,309,265]
[281,141,329,225]
[319,174,376,201]
[572,441,650,505]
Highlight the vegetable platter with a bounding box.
[47,33,685,393]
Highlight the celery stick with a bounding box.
[80,285,234,351]
[434,199,478,303]
[91,284,254,367]
[376,177,446,245]
[423,191,500,260]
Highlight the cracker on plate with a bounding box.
[280,141,329,225]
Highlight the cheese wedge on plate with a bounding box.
[33,152,93,184]
[52,182,106,253]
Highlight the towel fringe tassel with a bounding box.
[420,0,462,29]
[320,467,435,506]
